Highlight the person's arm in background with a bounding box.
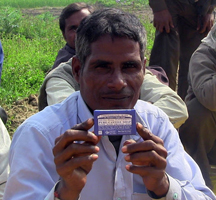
[0,118,11,200]
[189,43,216,111]
[46,77,75,106]
[195,0,215,33]
[38,57,79,110]
[149,0,174,33]
[140,69,188,128]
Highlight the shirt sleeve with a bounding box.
[189,44,216,111]
[140,70,188,128]
[149,0,168,13]
[3,122,60,200]
[156,114,216,199]
[46,77,75,106]
[44,184,56,200]
[0,119,11,200]
[135,107,215,199]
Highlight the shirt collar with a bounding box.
[77,92,94,132]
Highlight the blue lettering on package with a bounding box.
[94,109,136,136]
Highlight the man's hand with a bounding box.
[153,9,174,33]
[197,13,214,33]
[53,118,100,200]
[122,122,169,197]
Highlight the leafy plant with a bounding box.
[0,7,22,35]
[0,31,64,104]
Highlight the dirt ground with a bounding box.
[5,94,39,135]
[21,4,152,19]
[4,5,153,136]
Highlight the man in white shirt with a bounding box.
[39,57,188,129]
[4,8,216,200]
[39,2,188,129]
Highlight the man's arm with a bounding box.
[149,0,174,33]
[149,0,167,13]
[197,13,214,33]
[3,116,99,200]
[152,9,174,33]
[46,77,75,106]
[122,108,216,199]
[195,0,215,33]
[122,123,169,197]
[140,70,188,128]
[52,119,100,200]
[189,43,216,110]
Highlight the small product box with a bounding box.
[94,109,136,136]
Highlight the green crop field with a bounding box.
[0,0,148,8]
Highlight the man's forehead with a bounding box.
[87,35,142,59]
[66,8,90,25]
[69,8,90,19]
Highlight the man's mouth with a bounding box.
[102,95,130,100]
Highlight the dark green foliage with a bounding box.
[0,7,64,105]
[0,2,153,106]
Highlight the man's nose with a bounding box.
[107,71,127,90]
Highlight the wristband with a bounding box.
[54,191,60,200]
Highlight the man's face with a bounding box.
[73,35,145,110]
[63,8,90,49]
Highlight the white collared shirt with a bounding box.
[0,118,11,200]
[3,92,215,200]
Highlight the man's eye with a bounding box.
[95,64,109,69]
[70,26,78,32]
[124,63,136,68]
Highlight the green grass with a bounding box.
[0,4,154,105]
[0,0,148,8]
[0,35,64,103]
[0,6,65,105]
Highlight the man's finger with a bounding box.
[54,118,95,145]
[56,154,98,178]
[165,23,170,33]
[72,118,94,131]
[122,140,167,158]
[136,122,164,145]
[54,143,99,164]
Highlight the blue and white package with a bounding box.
[94,109,136,136]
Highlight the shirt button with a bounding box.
[173,192,178,199]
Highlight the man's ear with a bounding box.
[143,57,146,74]
[62,31,66,41]
[72,56,82,83]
